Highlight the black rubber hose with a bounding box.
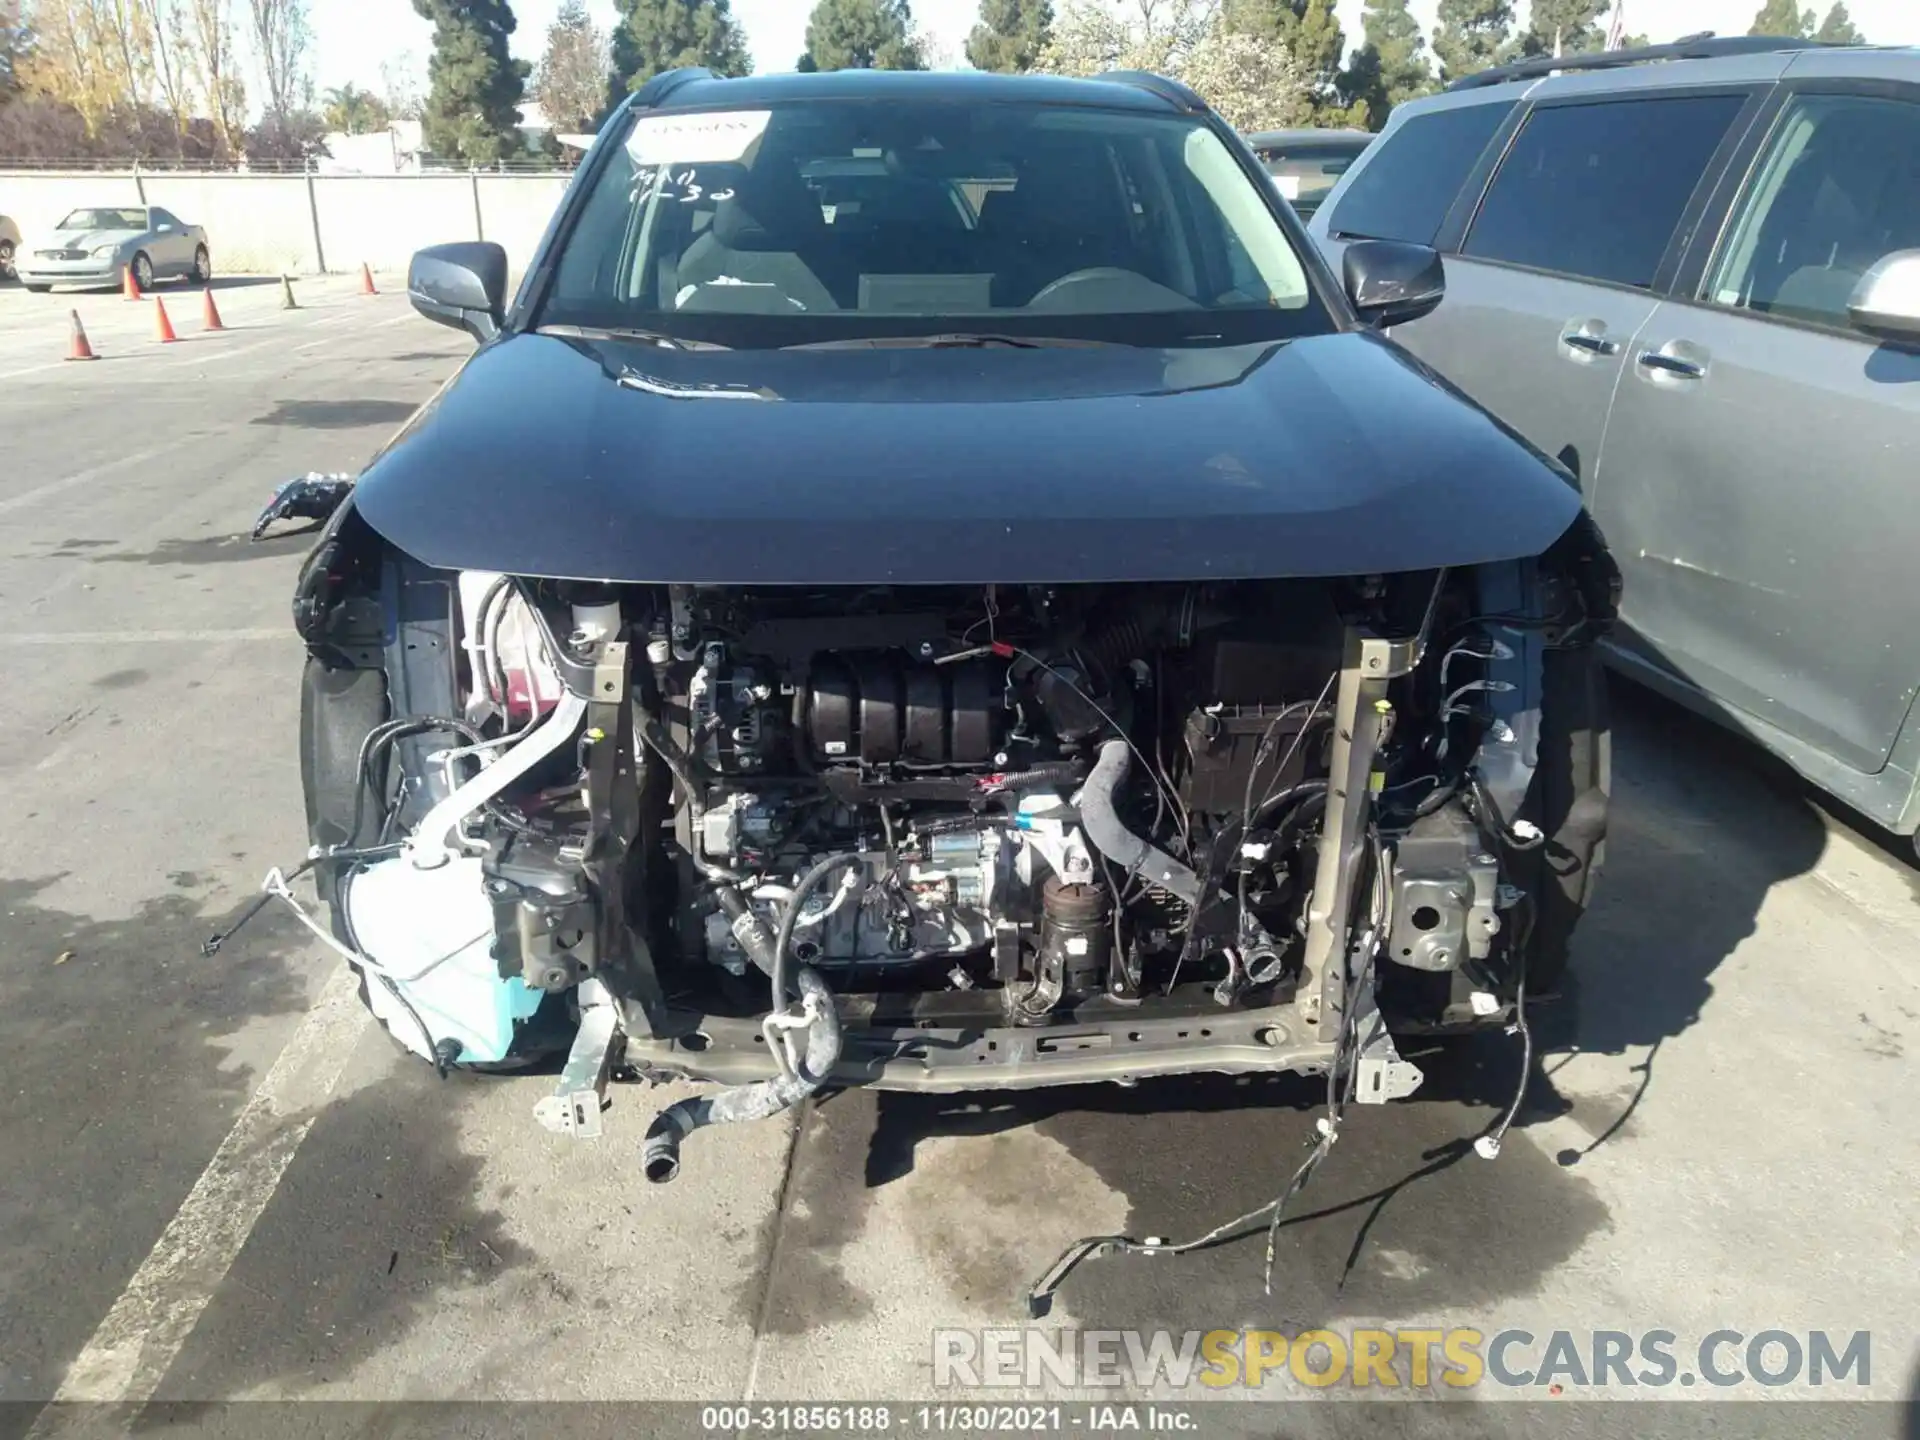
[1249,778,1330,829]
[1078,739,1201,904]
[772,851,864,1008]
[642,965,842,1183]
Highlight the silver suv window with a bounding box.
[1462,94,1745,288]
[1321,101,1513,244]
[1706,93,1920,330]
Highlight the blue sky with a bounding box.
[314,0,1920,99]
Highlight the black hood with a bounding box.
[352,329,1582,585]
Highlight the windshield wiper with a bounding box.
[783,333,1111,351]
[538,324,731,351]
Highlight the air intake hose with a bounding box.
[1077,739,1202,904]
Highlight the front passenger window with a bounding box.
[1706,94,1920,331]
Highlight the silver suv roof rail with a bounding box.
[1445,33,1831,92]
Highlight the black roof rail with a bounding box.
[1097,70,1208,111]
[629,66,715,109]
[1445,34,1829,92]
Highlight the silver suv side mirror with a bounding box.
[1847,250,1920,344]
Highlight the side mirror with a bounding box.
[1342,239,1446,329]
[408,241,508,342]
[1848,249,1920,345]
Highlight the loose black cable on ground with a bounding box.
[1028,827,1386,1316]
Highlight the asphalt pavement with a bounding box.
[0,273,1915,1436]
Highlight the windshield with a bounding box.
[58,208,147,232]
[540,99,1332,347]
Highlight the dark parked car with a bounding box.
[1244,127,1374,220]
[279,69,1615,1212]
[1310,37,1920,851]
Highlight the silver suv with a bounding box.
[1309,37,1920,850]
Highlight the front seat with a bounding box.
[675,160,840,313]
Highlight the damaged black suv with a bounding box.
[285,69,1616,1205]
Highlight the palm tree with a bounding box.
[322,84,394,136]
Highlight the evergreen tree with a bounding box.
[610,0,749,94]
[1337,0,1432,131]
[1432,0,1512,83]
[1813,1,1863,43]
[1749,0,1813,37]
[1516,0,1606,56]
[966,0,1052,73]
[1227,0,1357,123]
[415,0,528,165]
[802,0,923,71]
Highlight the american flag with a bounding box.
[1605,1,1627,49]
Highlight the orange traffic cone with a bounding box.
[201,287,225,332]
[66,310,99,361]
[123,264,143,301]
[153,296,178,344]
[358,262,377,296]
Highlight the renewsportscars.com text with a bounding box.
[933,1327,1872,1392]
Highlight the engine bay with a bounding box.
[279,511,1613,1186]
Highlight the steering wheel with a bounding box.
[1029,267,1146,304]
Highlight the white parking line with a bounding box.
[28,965,367,1425]
[0,628,287,645]
[0,440,196,516]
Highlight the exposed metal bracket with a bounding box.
[534,980,621,1138]
[1355,1046,1425,1105]
[1298,630,1419,1030]
[1350,958,1424,1105]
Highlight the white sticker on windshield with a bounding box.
[1272,174,1301,200]
[627,110,772,165]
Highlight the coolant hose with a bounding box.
[771,851,864,1009]
[642,965,842,1184]
[1077,740,1201,904]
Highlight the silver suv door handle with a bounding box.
[1636,341,1711,381]
[1559,321,1619,358]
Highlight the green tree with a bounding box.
[1749,0,1813,37]
[414,0,528,165]
[610,0,747,95]
[1813,1,1863,43]
[1226,0,1359,123]
[802,0,923,71]
[1337,0,1432,130]
[1515,0,1605,56]
[322,82,392,133]
[1432,0,1512,83]
[966,0,1051,73]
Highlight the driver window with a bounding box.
[1707,94,1920,330]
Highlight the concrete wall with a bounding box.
[476,174,573,273]
[0,170,573,276]
[144,174,317,274]
[0,175,145,240]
